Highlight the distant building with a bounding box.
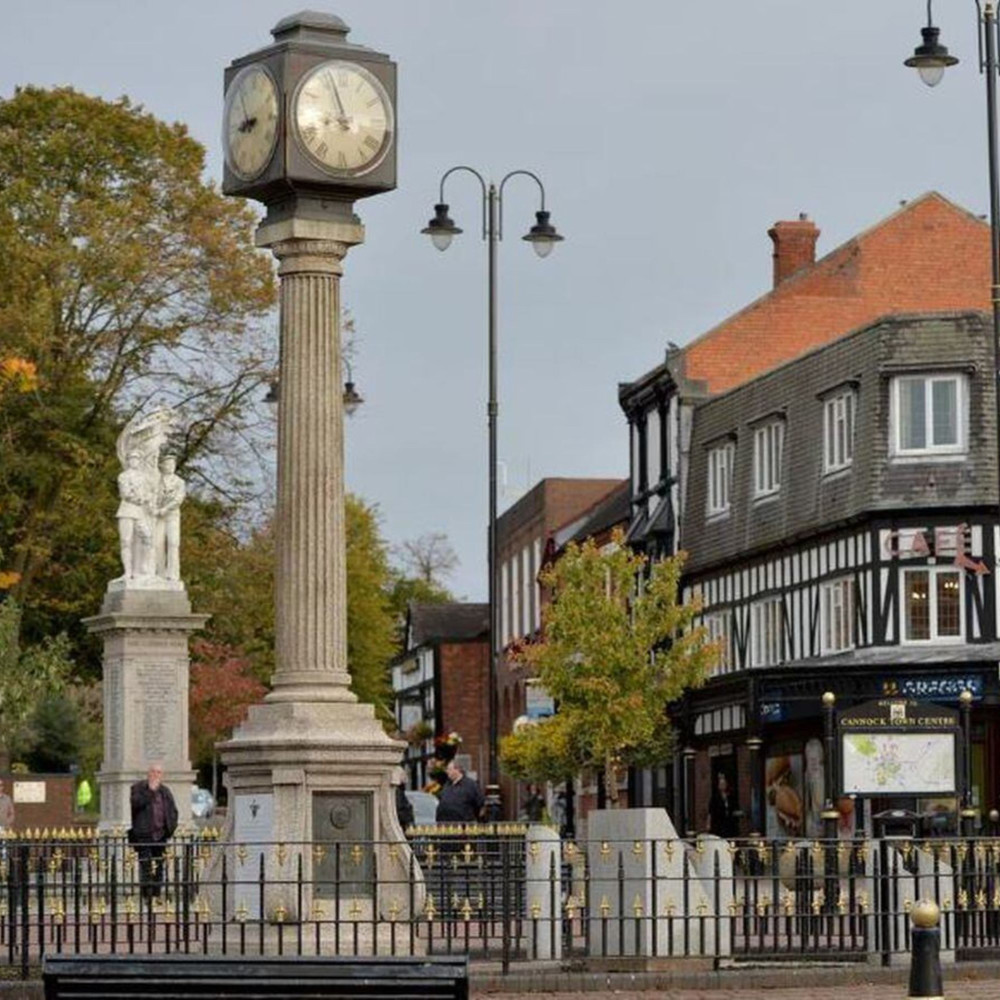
[392,602,489,791]
[495,477,623,816]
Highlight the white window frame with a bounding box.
[647,408,661,489]
[533,537,542,631]
[521,544,531,636]
[901,566,964,643]
[706,441,735,517]
[501,561,510,646]
[751,597,783,667]
[705,611,732,676]
[510,555,520,642]
[753,420,784,498]
[820,577,854,654]
[891,373,966,457]
[823,390,855,474]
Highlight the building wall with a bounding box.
[437,638,490,784]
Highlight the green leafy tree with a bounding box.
[0,86,276,652]
[0,601,75,765]
[346,495,397,721]
[499,531,716,800]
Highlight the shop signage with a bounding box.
[882,676,983,701]
[839,698,958,730]
[525,679,555,719]
[882,524,989,574]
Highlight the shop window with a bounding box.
[902,567,963,642]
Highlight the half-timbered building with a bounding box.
[682,311,998,840]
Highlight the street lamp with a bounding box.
[422,166,564,818]
[905,3,1000,497]
[904,1,959,87]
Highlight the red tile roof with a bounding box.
[680,192,991,394]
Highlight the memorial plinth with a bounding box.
[85,584,207,831]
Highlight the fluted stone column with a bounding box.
[216,218,421,930]
[269,237,353,701]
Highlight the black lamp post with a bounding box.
[422,167,563,818]
[905,1,1000,532]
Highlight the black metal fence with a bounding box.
[4,829,1000,977]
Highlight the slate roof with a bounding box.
[682,311,997,575]
[559,479,630,548]
[408,602,489,648]
[781,642,1000,669]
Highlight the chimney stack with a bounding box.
[768,213,820,288]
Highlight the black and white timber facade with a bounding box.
[621,311,1000,838]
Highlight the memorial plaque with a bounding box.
[233,793,274,919]
[312,792,373,899]
[13,781,46,804]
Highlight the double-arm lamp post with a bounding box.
[905,0,1000,835]
[422,167,563,817]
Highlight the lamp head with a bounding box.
[522,210,564,258]
[421,203,462,251]
[904,25,958,87]
[343,380,364,416]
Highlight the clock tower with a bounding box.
[217,13,415,928]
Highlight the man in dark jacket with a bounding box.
[129,764,179,899]
[436,760,484,823]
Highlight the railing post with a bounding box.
[908,899,943,999]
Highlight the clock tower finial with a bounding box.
[271,11,350,42]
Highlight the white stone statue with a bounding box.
[155,454,186,582]
[113,409,185,588]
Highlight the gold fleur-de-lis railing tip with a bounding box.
[600,840,612,861]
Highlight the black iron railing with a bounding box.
[4,831,1000,977]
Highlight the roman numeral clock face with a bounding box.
[223,65,280,181]
[292,61,394,176]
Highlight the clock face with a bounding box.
[223,65,280,181]
[292,60,394,177]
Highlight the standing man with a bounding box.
[155,454,185,581]
[436,760,484,824]
[129,764,178,899]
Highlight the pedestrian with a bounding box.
[435,759,484,824]
[523,783,545,823]
[0,779,14,832]
[393,766,414,830]
[129,764,178,900]
[708,771,739,839]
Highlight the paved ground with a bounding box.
[479,984,997,999]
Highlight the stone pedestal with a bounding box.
[84,585,208,831]
[217,214,419,922]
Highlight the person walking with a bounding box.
[129,764,178,900]
[523,783,545,823]
[435,760,484,824]
[707,771,739,839]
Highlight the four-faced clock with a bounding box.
[223,64,280,181]
[292,60,394,177]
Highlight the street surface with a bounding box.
[477,981,1000,999]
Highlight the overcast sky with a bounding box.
[0,1,991,600]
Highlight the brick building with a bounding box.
[495,477,622,816]
[392,603,489,791]
[617,193,995,834]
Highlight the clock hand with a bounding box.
[325,71,350,128]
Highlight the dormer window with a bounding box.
[892,373,966,457]
[706,441,735,517]
[823,389,855,474]
[753,419,784,498]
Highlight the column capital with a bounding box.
[270,238,352,277]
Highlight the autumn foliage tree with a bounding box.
[189,640,267,769]
[499,531,717,800]
[0,86,275,655]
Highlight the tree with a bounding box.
[395,532,459,587]
[346,496,398,721]
[0,86,276,646]
[189,640,267,770]
[0,600,75,765]
[499,531,716,800]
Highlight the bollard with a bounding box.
[908,899,943,999]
